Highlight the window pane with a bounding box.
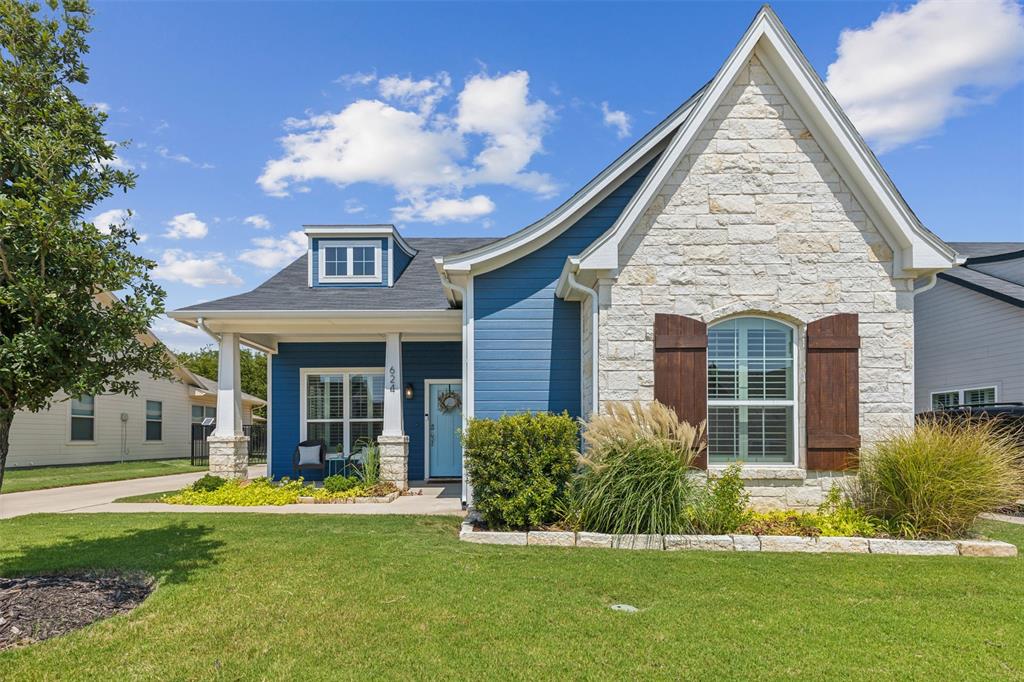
[964,388,995,406]
[932,392,959,409]
[745,320,792,400]
[350,374,384,419]
[307,421,344,452]
[71,395,94,416]
[146,400,162,420]
[307,374,344,420]
[708,406,792,464]
[71,417,94,441]
[191,405,205,422]
[352,246,376,276]
[146,421,162,441]
[708,326,739,399]
[207,407,216,420]
[324,246,347,278]
[350,421,383,455]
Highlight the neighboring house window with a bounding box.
[707,317,795,464]
[317,241,381,284]
[303,370,384,455]
[191,405,216,423]
[146,400,163,441]
[931,387,997,410]
[70,395,95,441]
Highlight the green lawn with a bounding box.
[1,514,1022,680]
[2,459,204,494]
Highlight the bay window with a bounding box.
[302,369,384,455]
[707,317,796,464]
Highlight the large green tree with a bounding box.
[177,346,267,417]
[0,0,173,493]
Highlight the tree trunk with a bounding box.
[0,407,13,496]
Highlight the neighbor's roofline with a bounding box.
[937,271,1024,309]
[575,5,956,277]
[964,248,1024,265]
[437,84,708,274]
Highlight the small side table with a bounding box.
[325,454,346,477]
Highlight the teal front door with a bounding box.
[428,381,463,479]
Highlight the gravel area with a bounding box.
[0,572,153,651]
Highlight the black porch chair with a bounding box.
[292,439,326,479]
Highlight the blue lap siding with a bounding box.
[270,341,460,480]
[473,160,655,420]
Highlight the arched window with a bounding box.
[707,317,796,464]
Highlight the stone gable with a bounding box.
[595,54,915,499]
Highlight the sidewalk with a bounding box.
[0,469,463,519]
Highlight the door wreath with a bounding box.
[437,389,462,414]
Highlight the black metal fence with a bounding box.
[191,423,267,466]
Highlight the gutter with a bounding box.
[911,273,939,298]
[196,317,220,342]
[563,259,600,416]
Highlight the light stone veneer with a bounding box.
[595,55,916,509]
[377,435,409,490]
[208,435,249,480]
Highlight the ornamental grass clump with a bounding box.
[852,420,1024,539]
[569,401,705,535]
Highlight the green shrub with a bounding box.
[191,474,227,492]
[852,420,1024,539]
[687,464,751,534]
[324,474,359,493]
[569,401,705,535]
[164,477,398,506]
[814,486,881,537]
[464,411,578,529]
[739,510,823,537]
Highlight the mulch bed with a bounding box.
[0,572,154,651]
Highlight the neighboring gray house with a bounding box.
[914,242,1024,413]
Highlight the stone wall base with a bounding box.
[208,435,249,480]
[704,468,857,511]
[377,434,409,490]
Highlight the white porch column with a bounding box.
[378,332,409,489]
[208,332,249,479]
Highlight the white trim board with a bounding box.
[575,6,955,279]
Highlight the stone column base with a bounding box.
[377,434,409,490]
[208,435,249,480]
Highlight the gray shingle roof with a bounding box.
[947,242,1024,261]
[938,267,1024,308]
[175,237,498,313]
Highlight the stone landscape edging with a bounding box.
[295,491,400,505]
[458,523,1018,557]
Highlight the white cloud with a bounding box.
[92,208,132,234]
[335,70,377,87]
[456,71,556,195]
[378,72,451,115]
[238,230,308,270]
[156,145,214,169]
[163,212,208,240]
[258,69,557,221]
[601,101,631,139]
[92,102,111,113]
[243,214,272,230]
[150,314,211,353]
[393,194,495,224]
[344,198,366,214]
[826,0,1024,152]
[155,250,242,287]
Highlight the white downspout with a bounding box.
[565,266,600,417]
[196,317,220,342]
[911,272,938,298]
[440,271,471,507]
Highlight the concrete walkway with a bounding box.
[0,468,463,519]
[981,512,1024,526]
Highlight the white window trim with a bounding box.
[706,315,799,467]
[144,399,163,443]
[317,240,382,284]
[299,367,386,457]
[67,395,97,446]
[930,386,998,409]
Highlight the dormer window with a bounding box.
[318,240,381,284]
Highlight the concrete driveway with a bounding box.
[0,468,463,519]
[0,466,263,519]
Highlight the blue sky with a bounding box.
[80,1,1024,350]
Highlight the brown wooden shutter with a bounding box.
[653,313,708,469]
[805,313,860,471]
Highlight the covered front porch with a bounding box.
[167,310,468,500]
